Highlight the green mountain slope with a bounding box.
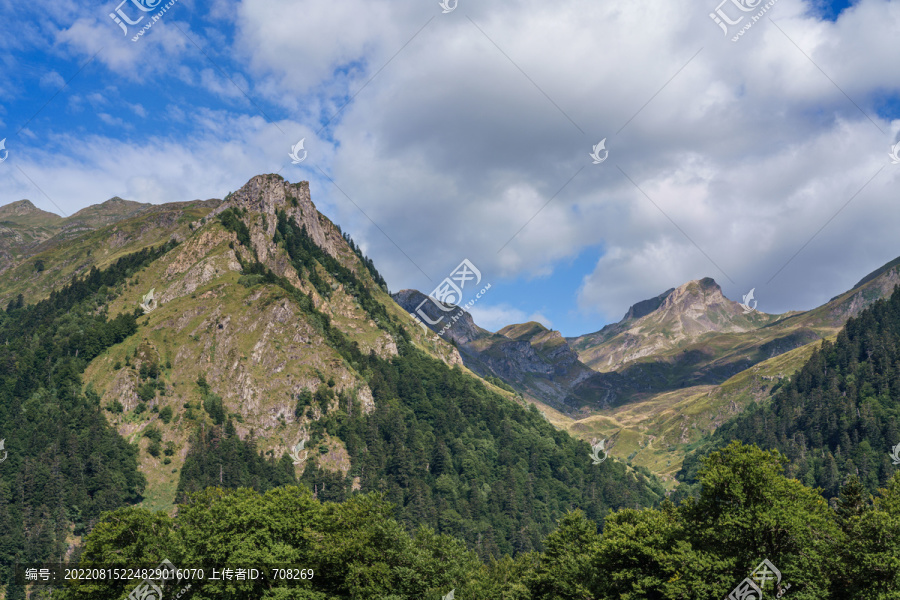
[679,283,900,498]
[0,244,176,599]
[0,199,216,308]
[16,174,664,557]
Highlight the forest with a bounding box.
[48,442,900,599]
[0,244,175,600]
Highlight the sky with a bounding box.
[1,0,898,337]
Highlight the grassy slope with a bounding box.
[0,201,216,306]
[542,336,830,487]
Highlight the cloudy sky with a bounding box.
[1,0,898,336]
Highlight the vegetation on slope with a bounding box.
[56,442,900,599]
[680,285,900,499]
[0,244,176,600]
[172,211,666,558]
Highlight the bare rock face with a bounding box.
[392,290,601,408]
[392,289,487,346]
[225,174,343,262]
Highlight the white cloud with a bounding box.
[468,304,553,333]
[4,0,900,332]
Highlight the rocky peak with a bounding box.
[391,289,488,346]
[498,321,550,340]
[659,277,731,314]
[221,174,342,261]
[0,199,39,218]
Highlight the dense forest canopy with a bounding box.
[53,443,900,599]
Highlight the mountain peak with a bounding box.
[660,277,727,311]
[225,174,300,214]
[623,287,675,321]
[0,199,37,215]
[499,321,550,340]
[0,199,62,223]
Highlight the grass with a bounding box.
[538,335,832,488]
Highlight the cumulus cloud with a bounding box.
[300,0,900,321]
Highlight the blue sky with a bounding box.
[2,0,900,337]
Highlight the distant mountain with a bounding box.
[571,278,780,372]
[0,199,64,271]
[680,282,900,499]
[548,255,900,483]
[0,196,154,278]
[57,197,153,238]
[0,199,217,308]
[392,290,612,410]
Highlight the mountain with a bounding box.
[397,262,900,423]
[0,173,664,579]
[0,199,215,309]
[548,256,900,483]
[0,197,154,275]
[571,278,778,372]
[679,283,900,499]
[392,290,610,410]
[0,199,63,271]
